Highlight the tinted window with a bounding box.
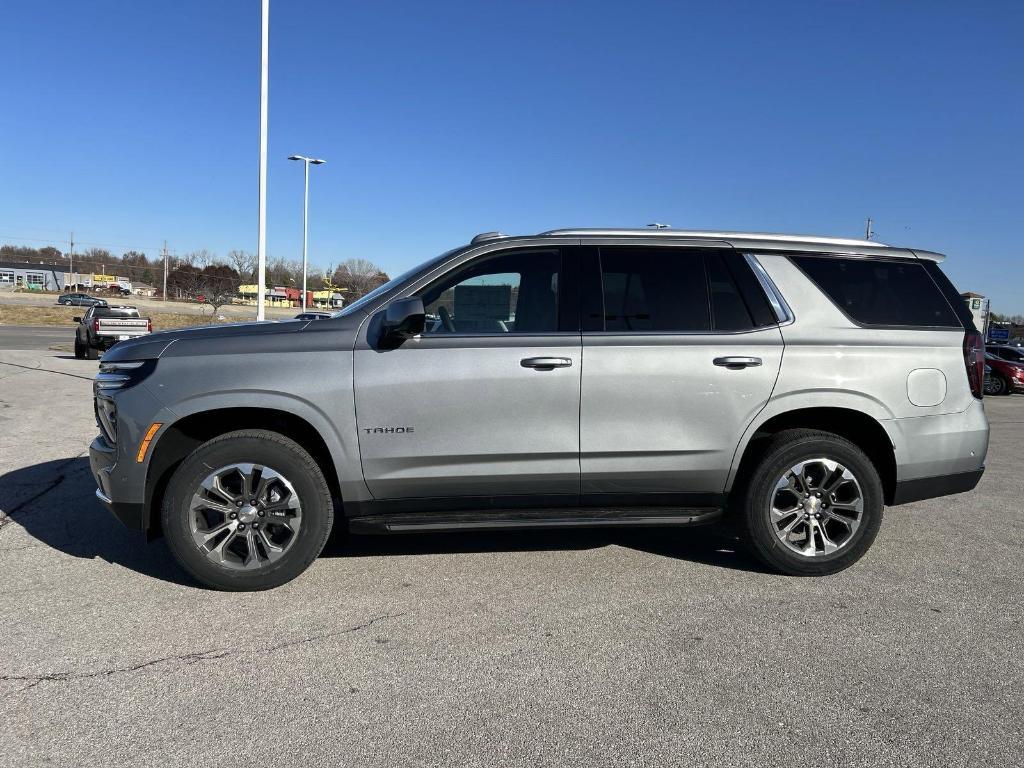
[791,256,961,328]
[417,249,560,334]
[706,252,751,331]
[997,347,1024,362]
[598,247,710,332]
[93,307,140,319]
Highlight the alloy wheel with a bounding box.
[768,458,864,557]
[188,463,302,570]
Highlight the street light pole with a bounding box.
[288,155,326,311]
[256,0,270,321]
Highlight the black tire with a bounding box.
[85,343,99,360]
[991,376,1009,396]
[737,429,883,576]
[73,336,85,359]
[161,429,334,591]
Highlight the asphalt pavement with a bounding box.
[1,348,1022,768]
[0,325,73,351]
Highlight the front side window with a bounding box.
[417,249,561,335]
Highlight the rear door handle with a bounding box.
[713,356,762,369]
[521,357,573,370]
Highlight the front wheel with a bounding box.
[161,429,334,590]
[987,375,1008,396]
[737,429,883,576]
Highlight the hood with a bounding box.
[101,320,307,362]
[101,314,366,362]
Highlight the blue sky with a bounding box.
[2,1,1022,310]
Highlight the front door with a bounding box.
[579,245,784,501]
[354,247,582,501]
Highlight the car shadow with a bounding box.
[0,457,194,587]
[2,457,771,587]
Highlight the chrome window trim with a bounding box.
[743,253,794,326]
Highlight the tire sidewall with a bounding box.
[744,435,883,575]
[162,433,333,590]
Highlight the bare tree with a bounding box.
[196,265,242,315]
[181,249,217,269]
[227,250,257,282]
[332,258,390,300]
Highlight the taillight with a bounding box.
[93,319,100,333]
[963,330,984,399]
[147,318,152,332]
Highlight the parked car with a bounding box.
[73,304,152,360]
[90,228,990,590]
[58,292,102,306]
[294,311,334,320]
[983,352,1024,395]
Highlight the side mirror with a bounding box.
[72,316,81,323]
[383,297,426,338]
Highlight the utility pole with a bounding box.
[865,217,874,240]
[68,232,74,291]
[162,241,169,301]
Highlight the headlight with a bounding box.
[95,396,117,443]
[95,360,150,391]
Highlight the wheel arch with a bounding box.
[728,406,898,505]
[145,406,345,538]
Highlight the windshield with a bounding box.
[338,248,461,317]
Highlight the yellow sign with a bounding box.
[93,274,118,284]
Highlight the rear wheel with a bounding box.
[737,429,883,576]
[161,429,334,590]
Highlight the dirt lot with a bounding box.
[0,289,301,322]
[0,303,236,332]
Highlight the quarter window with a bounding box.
[417,249,561,335]
[791,255,961,328]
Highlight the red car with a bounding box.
[984,351,1024,395]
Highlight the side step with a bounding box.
[348,507,722,534]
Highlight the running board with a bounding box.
[347,507,722,534]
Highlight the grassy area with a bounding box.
[0,304,234,331]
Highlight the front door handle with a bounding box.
[521,357,573,370]
[713,356,762,369]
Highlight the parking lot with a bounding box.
[1,342,1022,768]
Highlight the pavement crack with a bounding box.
[1,612,408,692]
[0,359,95,381]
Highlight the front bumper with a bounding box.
[89,434,146,530]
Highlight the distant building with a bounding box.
[131,283,158,297]
[961,292,990,337]
[0,261,64,291]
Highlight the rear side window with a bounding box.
[591,248,778,333]
[790,255,962,328]
[93,307,140,319]
[598,248,710,332]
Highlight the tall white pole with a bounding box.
[301,159,309,310]
[256,0,269,321]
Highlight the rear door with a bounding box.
[579,245,783,502]
[353,246,582,501]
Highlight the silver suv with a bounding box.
[89,229,989,590]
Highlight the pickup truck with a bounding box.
[73,303,151,359]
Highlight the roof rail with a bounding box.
[536,228,888,247]
[470,231,507,245]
